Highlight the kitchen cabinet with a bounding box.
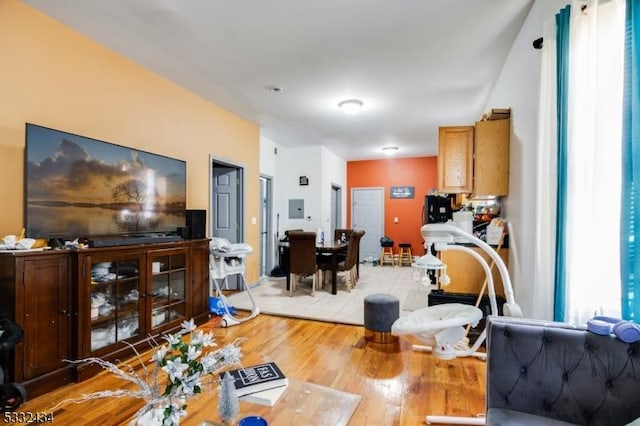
[0,251,73,399]
[75,240,209,380]
[474,117,510,196]
[438,114,510,196]
[440,246,508,297]
[437,126,474,193]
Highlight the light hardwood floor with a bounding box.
[12,314,486,425]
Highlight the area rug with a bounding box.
[402,289,431,312]
[225,264,430,326]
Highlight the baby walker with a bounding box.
[209,238,260,327]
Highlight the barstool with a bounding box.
[380,238,395,266]
[398,243,412,266]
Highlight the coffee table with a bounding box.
[195,379,361,426]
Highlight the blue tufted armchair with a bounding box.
[486,316,640,426]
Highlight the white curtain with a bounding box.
[563,0,625,324]
[533,19,558,321]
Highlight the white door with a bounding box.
[351,187,384,262]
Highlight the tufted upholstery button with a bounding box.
[584,411,593,422]
[487,317,640,425]
[503,330,510,337]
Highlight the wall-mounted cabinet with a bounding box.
[474,117,510,196]
[437,126,475,194]
[438,113,510,196]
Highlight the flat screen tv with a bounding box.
[25,123,186,240]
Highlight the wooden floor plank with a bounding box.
[10,314,486,425]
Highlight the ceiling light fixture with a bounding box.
[338,99,364,115]
[382,146,399,156]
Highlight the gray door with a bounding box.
[212,165,240,242]
[211,160,244,288]
[259,175,273,277]
[330,185,341,239]
[351,187,384,262]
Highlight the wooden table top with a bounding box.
[279,240,347,252]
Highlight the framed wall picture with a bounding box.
[390,186,415,199]
[299,176,309,186]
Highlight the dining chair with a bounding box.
[319,230,365,292]
[287,231,320,296]
[351,230,365,281]
[283,229,304,241]
[333,228,354,242]
[332,228,353,264]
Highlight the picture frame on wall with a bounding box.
[390,186,415,199]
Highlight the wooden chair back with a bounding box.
[344,230,365,270]
[287,231,317,275]
[283,229,304,241]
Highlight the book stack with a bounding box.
[481,108,511,121]
[224,362,288,407]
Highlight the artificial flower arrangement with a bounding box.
[57,319,244,425]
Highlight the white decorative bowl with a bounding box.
[15,238,36,249]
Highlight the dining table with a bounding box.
[279,240,348,295]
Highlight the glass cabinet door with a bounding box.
[149,251,187,330]
[90,257,141,352]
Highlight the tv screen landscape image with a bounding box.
[25,124,187,239]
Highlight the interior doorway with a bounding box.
[330,184,342,238]
[259,175,273,277]
[210,157,244,288]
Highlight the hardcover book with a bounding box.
[239,385,288,406]
[224,362,288,397]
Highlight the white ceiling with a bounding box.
[23,0,534,160]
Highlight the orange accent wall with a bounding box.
[0,0,260,280]
[347,157,438,256]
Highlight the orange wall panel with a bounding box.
[347,157,438,256]
[0,0,261,280]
